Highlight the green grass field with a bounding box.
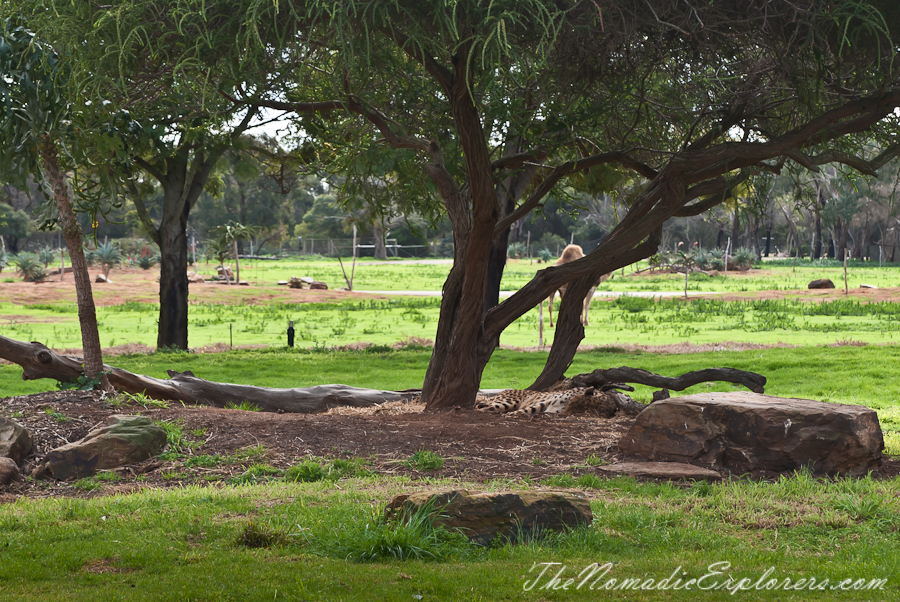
[3,260,900,600]
[178,256,900,293]
[0,472,897,601]
[5,293,900,351]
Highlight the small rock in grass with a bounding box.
[808,279,835,289]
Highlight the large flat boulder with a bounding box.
[0,417,32,464]
[386,490,592,546]
[619,392,883,476]
[34,415,167,481]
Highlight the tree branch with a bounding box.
[125,180,161,246]
[492,151,658,237]
[132,156,167,190]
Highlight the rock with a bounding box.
[860,283,878,289]
[596,461,722,481]
[619,392,883,476]
[95,273,111,283]
[216,266,234,279]
[33,415,167,481]
[277,280,288,286]
[386,490,592,545]
[808,279,835,289]
[288,276,308,289]
[299,276,315,284]
[0,417,32,464]
[238,281,250,286]
[186,271,204,283]
[0,457,19,486]
[310,281,328,290]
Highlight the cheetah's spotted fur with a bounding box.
[475,387,606,415]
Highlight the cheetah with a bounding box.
[475,387,610,415]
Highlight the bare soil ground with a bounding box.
[0,390,634,501]
[0,266,376,307]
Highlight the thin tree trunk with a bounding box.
[38,138,108,387]
[233,239,241,284]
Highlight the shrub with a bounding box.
[507,241,526,259]
[732,247,757,270]
[135,254,158,270]
[37,246,57,267]
[93,241,123,276]
[13,253,47,282]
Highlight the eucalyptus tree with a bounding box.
[16,1,900,411]
[229,0,900,409]
[0,18,107,384]
[4,2,262,350]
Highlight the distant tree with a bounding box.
[0,206,33,252]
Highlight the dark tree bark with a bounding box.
[569,366,766,394]
[157,191,191,349]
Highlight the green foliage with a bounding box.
[284,457,371,483]
[155,419,202,457]
[134,253,157,270]
[91,241,122,275]
[0,207,34,240]
[732,247,757,270]
[404,450,445,471]
[56,371,106,391]
[43,407,71,422]
[12,252,46,282]
[224,400,261,412]
[506,242,526,259]
[229,463,284,485]
[107,391,170,409]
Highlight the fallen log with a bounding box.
[569,366,766,394]
[0,335,420,413]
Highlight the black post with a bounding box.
[287,320,295,347]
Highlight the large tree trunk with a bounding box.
[38,138,107,387]
[372,220,388,260]
[157,191,190,350]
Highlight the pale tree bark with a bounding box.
[37,137,109,389]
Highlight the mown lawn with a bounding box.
[1,472,897,601]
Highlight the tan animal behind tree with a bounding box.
[547,244,610,327]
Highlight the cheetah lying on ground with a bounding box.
[475,386,628,417]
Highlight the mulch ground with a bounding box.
[0,390,634,501]
[3,389,898,503]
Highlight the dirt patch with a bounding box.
[0,266,386,307]
[1,390,897,502]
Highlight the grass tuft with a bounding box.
[303,498,471,562]
[236,520,288,549]
[404,450,445,471]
